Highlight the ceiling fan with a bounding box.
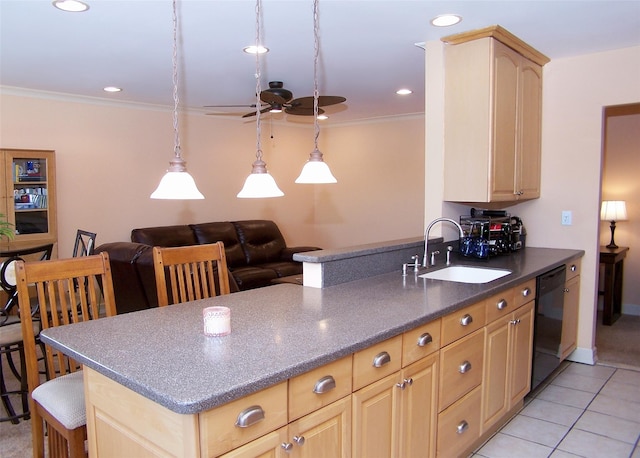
[205,81,346,118]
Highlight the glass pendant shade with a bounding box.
[295,148,337,183]
[151,158,204,199]
[237,159,284,198]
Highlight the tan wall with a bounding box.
[0,90,425,256]
[426,43,640,363]
[601,109,640,312]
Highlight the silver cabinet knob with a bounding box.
[497,299,508,310]
[460,314,473,326]
[293,435,305,446]
[457,420,469,434]
[509,319,521,326]
[522,287,531,297]
[281,442,293,452]
[571,264,577,272]
[396,378,414,390]
[459,361,472,374]
[373,351,391,368]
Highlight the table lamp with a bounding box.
[600,200,628,249]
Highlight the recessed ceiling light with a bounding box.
[317,114,328,120]
[396,89,412,95]
[52,0,89,12]
[103,86,122,93]
[431,14,462,27]
[243,45,269,54]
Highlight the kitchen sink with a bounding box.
[419,266,511,284]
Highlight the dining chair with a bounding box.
[152,241,231,307]
[16,252,117,458]
[0,243,53,425]
[71,230,96,258]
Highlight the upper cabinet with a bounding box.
[1,149,57,251]
[441,26,550,204]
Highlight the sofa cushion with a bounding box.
[258,261,304,278]
[131,225,197,247]
[190,222,246,268]
[229,266,278,291]
[233,220,286,265]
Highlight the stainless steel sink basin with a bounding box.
[419,266,511,284]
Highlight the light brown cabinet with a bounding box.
[482,281,535,433]
[560,261,581,361]
[441,26,549,204]
[1,148,57,251]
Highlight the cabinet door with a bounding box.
[352,372,400,458]
[481,316,510,432]
[439,328,484,411]
[509,301,534,406]
[398,353,438,458]
[287,397,351,458]
[2,149,57,248]
[491,40,520,201]
[560,275,580,361]
[219,427,288,458]
[517,59,543,199]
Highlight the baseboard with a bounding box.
[622,303,640,316]
[566,346,597,365]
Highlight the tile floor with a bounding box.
[473,362,640,458]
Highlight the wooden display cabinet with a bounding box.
[1,148,57,252]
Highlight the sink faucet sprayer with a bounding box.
[423,218,466,267]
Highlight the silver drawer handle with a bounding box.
[571,264,577,272]
[235,405,265,428]
[460,314,473,326]
[522,287,532,297]
[497,299,508,310]
[313,375,336,394]
[457,420,469,434]
[373,351,391,368]
[417,332,433,347]
[459,361,472,374]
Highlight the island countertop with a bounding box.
[40,247,583,415]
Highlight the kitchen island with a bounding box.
[41,246,583,457]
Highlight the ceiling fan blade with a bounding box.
[242,106,273,118]
[284,106,325,116]
[289,96,346,108]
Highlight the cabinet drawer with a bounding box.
[566,260,581,282]
[353,335,402,391]
[513,279,536,309]
[288,355,352,421]
[437,385,482,458]
[441,301,486,346]
[439,328,484,411]
[199,382,288,457]
[484,288,516,324]
[402,319,441,367]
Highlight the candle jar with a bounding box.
[203,306,231,337]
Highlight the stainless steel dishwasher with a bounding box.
[531,264,567,391]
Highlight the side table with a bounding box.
[599,246,629,325]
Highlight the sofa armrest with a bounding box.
[280,246,322,262]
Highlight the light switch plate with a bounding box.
[561,210,572,226]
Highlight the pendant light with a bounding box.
[151,0,204,200]
[237,0,284,198]
[295,0,337,184]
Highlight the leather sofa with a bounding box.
[95,220,320,314]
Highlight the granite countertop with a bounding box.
[40,247,582,415]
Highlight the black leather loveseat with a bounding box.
[95,220,319,314]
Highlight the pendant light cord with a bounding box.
[313,0,320,149]
[172,0,182,159]
[254,0,263,163]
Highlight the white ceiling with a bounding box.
[1,0,639,123]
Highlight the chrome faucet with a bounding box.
[423,218,465,267]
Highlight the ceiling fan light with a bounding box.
[430,14,462,27]
[269,104,283,113]
[243,45,269,54]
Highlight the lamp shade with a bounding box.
[237,171,284,198]
[295,152,337,184]
[151,170,204,199]
[600,201,628,222]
